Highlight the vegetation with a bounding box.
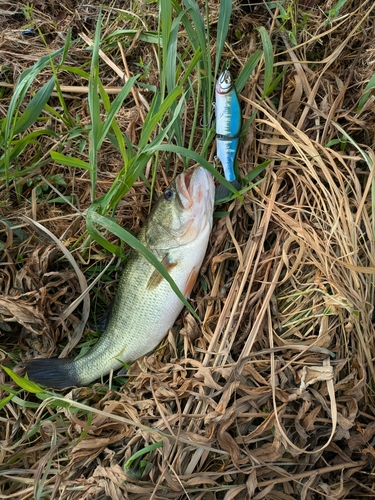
[1,0,375,498]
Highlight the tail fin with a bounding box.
[215,179,241,201]
[25,358,79,390]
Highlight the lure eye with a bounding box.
[218,70,233,93]
[164,189,174,201]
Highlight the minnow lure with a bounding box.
[215,68,242,199]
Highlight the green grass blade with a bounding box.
[96,89,186,215]
[0,393,15,410]
[266,67,288,94]
[235,50,263,94]
[160,0,173,95]
[105,29,162,45]
[143,94,186,151]
[5,46,64,136]
[215,0,232,78]
[50,151,91,170]
[326,0,350,22]
[180,0,212,132]
[13,77,55,135]
[164,10,187,147]
[2,46,65,187]
[243,160,271,184]
[97,75,138,149]
[58,65,90,79]
[99,89,128,163]
[124,440,163,478]
[61,27,72,64]
[2,366,44,394]
[256,26,274,97]
[166,13,184,93]
[181,0,206,52]
[124,441,163,470]
[86,208,124,257]
[138,86,183,149]
[357,74,375,112]
[43,103,72,127]
[87,9,102,202]
[179,47,202,87]
[0,129,56,170]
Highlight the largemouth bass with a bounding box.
[215,68,242,199]
[25,166,215,389]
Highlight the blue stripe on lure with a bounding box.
[215,69,242,199]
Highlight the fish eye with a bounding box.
[164,189,174,201]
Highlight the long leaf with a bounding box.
[105,29,162,45]
[2,366,44,394]
[99,87,128,163]
[215,0,232,78]
[5,46,65,137]
[87,9,102,201]
[13,77,55,135]
[2,46,65,186]
[160,0,173,95]
[235,50,263,94]
[0,129,57,171]
[165,10,187,147]
[97,75,139,149]
[357,74,375,112]
[257,26,274,96]
[50,151,91,170]
[97,92,186,214]
[180,0,211,131]
[138,87,183,149]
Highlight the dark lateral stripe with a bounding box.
[216,134,240,141]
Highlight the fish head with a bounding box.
[145,166,215,249]
[216,70,234,95]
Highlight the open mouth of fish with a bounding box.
[176,168,196,209]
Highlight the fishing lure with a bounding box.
[215,67,242,199]
[21,28,36,36]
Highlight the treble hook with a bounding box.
[200,102,216,128]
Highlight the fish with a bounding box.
[25,166,215,389]
[215,68,242,200]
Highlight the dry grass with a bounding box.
[1,0,375,498]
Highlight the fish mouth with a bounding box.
[176,169,195,208]
[176,166,215,213]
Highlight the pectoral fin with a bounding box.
[147,253,177,290]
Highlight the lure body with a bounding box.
[215,69,241,192]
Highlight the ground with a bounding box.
[1,0,375,499]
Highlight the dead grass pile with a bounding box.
[1,0,375,499]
